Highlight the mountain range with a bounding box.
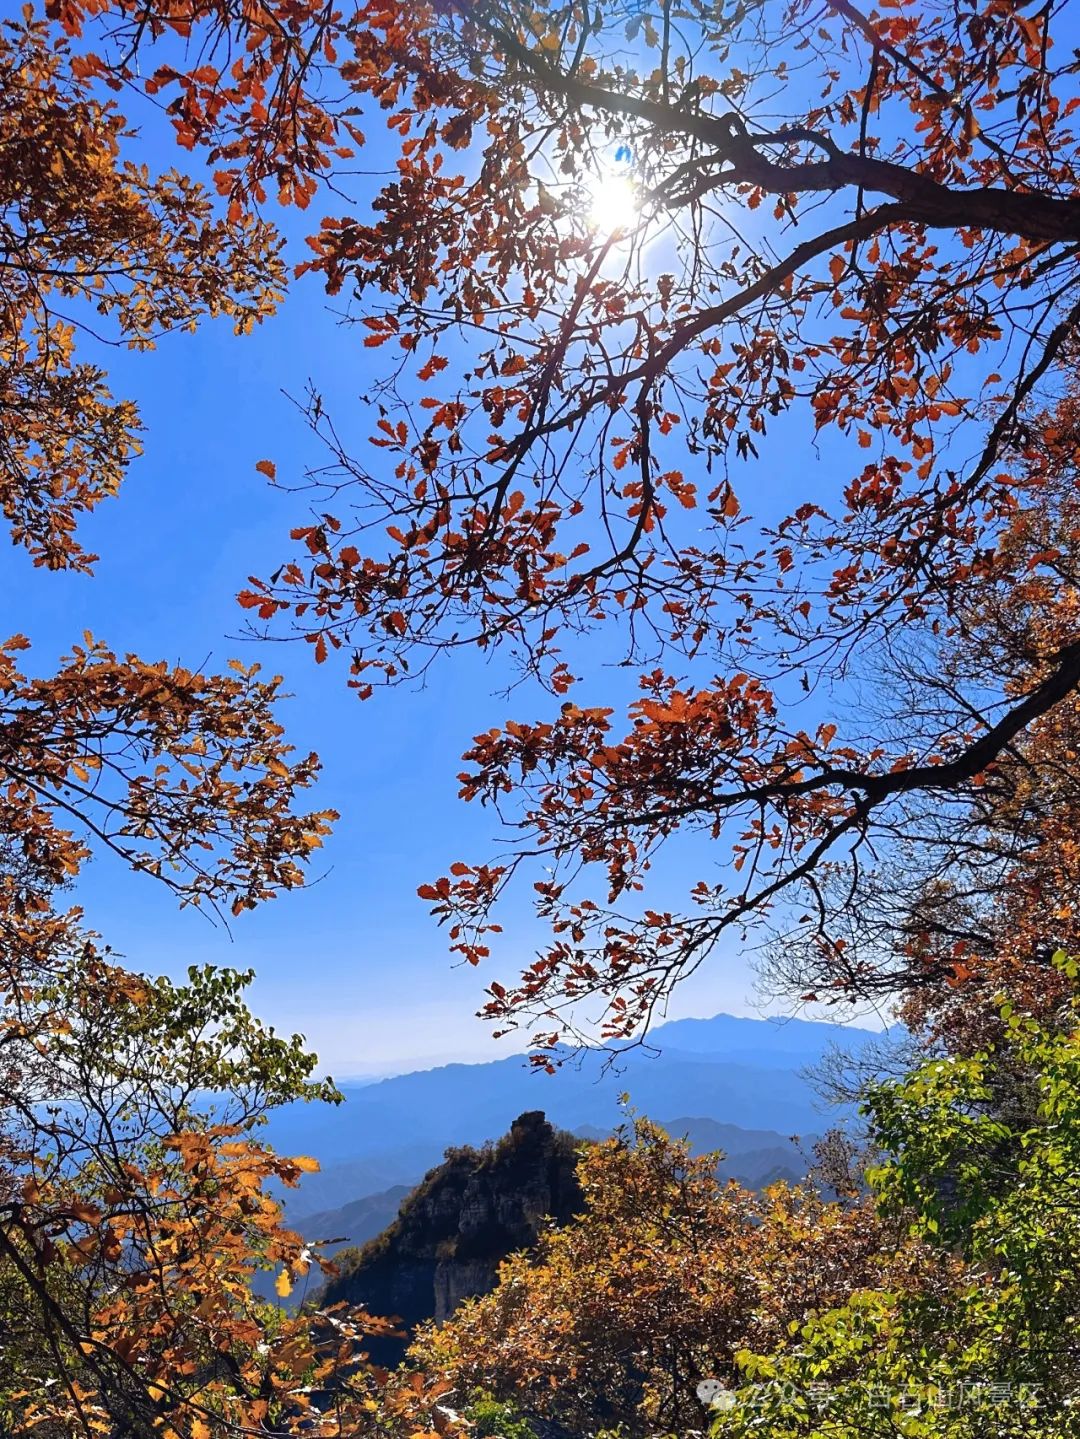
[260,1010,886,1219]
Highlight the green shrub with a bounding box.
[466,1390,537,1438]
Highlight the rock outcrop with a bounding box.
[317,1111,582,1363]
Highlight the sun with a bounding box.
[588,170,640,235]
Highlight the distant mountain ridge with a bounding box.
[643,1011,883,1065]
[264,1008,882,1215]
[625,1115,809,1188]
[292,1185,413,1255]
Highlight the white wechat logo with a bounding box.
[697,1379,737,1412]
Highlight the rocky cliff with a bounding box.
[317,1111,583,1363]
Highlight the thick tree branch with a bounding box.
[726,638,1080,814]
[489,20,1080,243]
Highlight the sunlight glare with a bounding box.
[588,170,640,236]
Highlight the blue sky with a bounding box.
[5,258,787,1075]
[6,35,890,1077]
[7,266,820,1075]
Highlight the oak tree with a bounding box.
[233,0,1080,1045]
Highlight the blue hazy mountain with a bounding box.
[643,1011,883,1066]
[262,1010,881,1214]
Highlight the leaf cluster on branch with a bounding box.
[0,3,439,1431]
[205,0,1080,1045]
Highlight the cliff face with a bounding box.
[318,1111,582,1362]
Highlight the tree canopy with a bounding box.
[0,5,368,1431]
[9,0,1080,1047]
[6,0,1080,1429]
[713,964,1080,1439]
[216,0,1080,1047]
